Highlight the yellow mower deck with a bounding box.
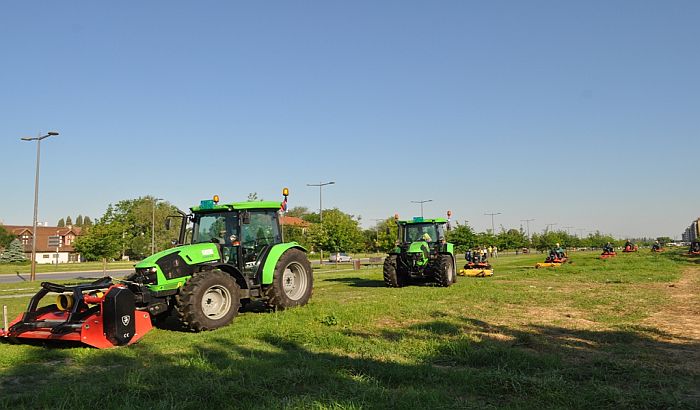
[458,268,494,277]
[535,262,562,268]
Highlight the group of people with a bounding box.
[465,247,491,264]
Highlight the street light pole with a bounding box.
[545,223,558,232]
[21,131,59,281]
[307,181,335,264]
[520,219,535,240]
[152,197,163,254]
[484,212,502,234]
[410,199,433,218]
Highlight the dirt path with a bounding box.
[646,267,700,341]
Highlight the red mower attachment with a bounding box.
[1,277,152,349]
[600,251,616,259]
[622,245,638,253]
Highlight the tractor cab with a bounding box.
[188,200,282,277]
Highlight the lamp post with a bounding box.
[520,219,535,240]
[484,212,501,234]
[410,199,433,218]
[21,131,59,281]
[545,223,558,232]
[152,197,163,254]
[307,181,335,264]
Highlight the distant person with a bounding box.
[603,242,614,254]
[487,246,493,258]
[493,246,498,258]
[651,241,661,251]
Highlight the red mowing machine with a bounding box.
[1,277,152,349]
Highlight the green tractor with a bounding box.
[383,213,456,287]
[128,189,313,332]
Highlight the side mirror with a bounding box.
[165,218,171,230]
[447,223,452,231]
[385,227,391,235]
[241,211,251,225]
[171,239,178,245]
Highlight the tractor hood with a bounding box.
[135,243,221,268]
[407,241,430,254]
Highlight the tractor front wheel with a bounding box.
[435,255,455,287]
[265,249,313,310]
[383,255,407,287]
[175,270,241,332]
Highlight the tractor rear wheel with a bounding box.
[435,255,455,287]
[383,255,407,287]
[175,270,241,332]
[265,249,313,310]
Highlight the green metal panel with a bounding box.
[135,243,221,292]
[399,218,448,225]
[190,201,282,213]
[407,241,429,266]
[446,243,454,256]
[261,242,307,284]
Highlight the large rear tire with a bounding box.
[265,249,313,310]
[435,255,455,287]
[175,270,241,332]
[383,255,407,287]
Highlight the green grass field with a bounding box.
[1,250,698,409]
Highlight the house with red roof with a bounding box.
[1,224,82,263]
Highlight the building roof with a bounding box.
[280,215,311,227]
[1,225,82,253]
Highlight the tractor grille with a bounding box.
[134,268,158,284]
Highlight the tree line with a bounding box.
[8,195,671,263]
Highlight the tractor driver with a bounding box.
[603,242,614,253]
[652,240,661,251]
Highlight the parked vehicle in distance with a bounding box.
[329,252,352,262]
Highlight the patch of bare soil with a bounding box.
[646,267,700,342]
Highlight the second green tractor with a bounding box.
[383,215,456,287]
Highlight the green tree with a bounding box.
[76,215,83,227]
[0,238,28,263]
[0,225,16,249]
[73,219,123,261]
[286,206,309,218]
[57,218,65,228]
[83,216,93,227]
[656,236,672,245]
[66,216,73,226]
[446,221,476,252]
[496,228,528,251]
[307,209,364,253]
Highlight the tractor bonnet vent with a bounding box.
[156,252,196,280]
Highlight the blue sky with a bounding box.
[1,1,698,238]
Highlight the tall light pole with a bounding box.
[152,197,163,254]
[411,199,433,218]
[307,181,335,264]
[520,219,535,240]
[21,131,59,281]
[484,212,501,234]
[545,223,558,232]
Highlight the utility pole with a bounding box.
[410,199,433,218]
[21,131,59,281]
[520,219,535,239]
[307,181,335,264]
[545,223,558,232]
[484,212,501,234]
